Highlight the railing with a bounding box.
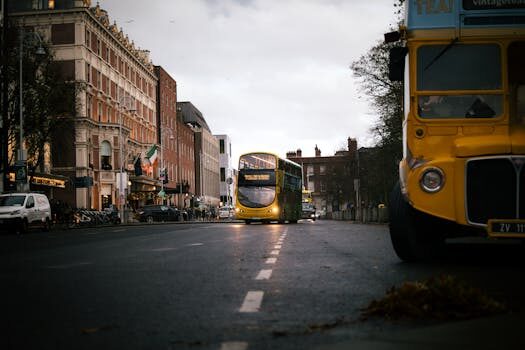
[327,206,389,223]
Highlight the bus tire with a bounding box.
[389,182,444,262]
[244,220,252,225]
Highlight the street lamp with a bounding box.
[118,95,135,223]
[17,28,45,192]
[159,125,174,205]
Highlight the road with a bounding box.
[1,220,524,349]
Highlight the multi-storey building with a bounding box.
[154,69,196,208]
[8,1,159,211]
[214,134,234,207]
[286,138,358,217]
[178,102,220,208]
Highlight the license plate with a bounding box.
[488,220,525,237]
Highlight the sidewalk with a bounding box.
[317,311,525,350]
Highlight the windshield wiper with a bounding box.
[424,37,459,71]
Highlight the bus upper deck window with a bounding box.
[417,44,501,91]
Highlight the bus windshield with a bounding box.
[237,186,275,208]
[417,44,503,119]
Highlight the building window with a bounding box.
[220,167,226,182]
[320,165,326,175]
[97,39,101,56]
[85,63,91,83]
[86,95,92,118]
[307,164,314,176]
[97,101,102,121]
[101,140,112,170]
[85,29,90,47]
[219,139,225,154]
[97,71,101,90]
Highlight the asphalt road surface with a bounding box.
[1,220,524,349]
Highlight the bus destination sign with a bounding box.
[463,0,525,10]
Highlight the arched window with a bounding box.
[101,140,112,170]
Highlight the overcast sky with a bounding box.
[100,0,398,165]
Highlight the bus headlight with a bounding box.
[271,206,279,214]
[235,207,241,213]
[420,167,445,193]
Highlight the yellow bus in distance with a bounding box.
[235,152,302,224]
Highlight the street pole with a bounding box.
[17,28,28,192]
[160,128,164,205]
[117,95,134,223]
[119,111,124,222]
[1,0,10,193]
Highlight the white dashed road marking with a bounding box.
[220,341,248,350]
[239,291,264,312]
[270,250,280,255]
[265,257,277,264]
[274,245,282,249]
[255,269,273,280]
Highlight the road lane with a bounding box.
[1,220,524,349]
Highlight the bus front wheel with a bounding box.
[389,182,445,262]
[244,220,252,225]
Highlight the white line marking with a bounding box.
[187,243,204,246]
[150,248,175,252]
[112,229,126,232]
[270,250,280,255]
[239,291,264,312]
[255,269,273,280]
[220,341,249,350]
[266,257,277,264]
[274,245,282,249]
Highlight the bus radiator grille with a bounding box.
[466,157,525,225]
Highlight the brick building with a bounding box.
[286,138,358,217]
[154,66,195,208]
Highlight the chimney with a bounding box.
[286,151,296,159]
[348,137,357,155]
[296,149,302,157]
[315,145,321,157]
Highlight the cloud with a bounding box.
[100,0,397,162]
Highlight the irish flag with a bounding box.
[146,145,158,164]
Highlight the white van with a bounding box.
[0,193,52,234]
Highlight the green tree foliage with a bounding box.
[350,2,405,204]
[3,25,81,177]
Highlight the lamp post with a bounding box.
[118,95,135,223]
[159,123,175,205]
[17,28,45,192]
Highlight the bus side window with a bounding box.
[517,85,525,124]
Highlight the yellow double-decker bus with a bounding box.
[301,189,316,221]
[235,152,302,224]
[387,1,525,261]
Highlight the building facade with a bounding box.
[286,138,358,217]
[214,134,234,207]
[9,1,159,211]
[178,102,220,208]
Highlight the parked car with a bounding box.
[218,206,234,220]
[0,192,52,234]
[137,205,180,223]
